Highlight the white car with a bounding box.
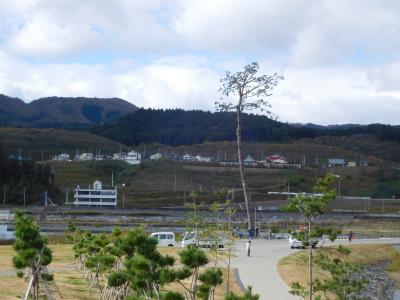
[289,235,322,249]
[150,232,176,247]
[289,235,305,249]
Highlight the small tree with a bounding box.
[216,62,283,234]
[284,174,337,300]
[175,245,209,300]
[225,286,259,300]
[107,229,176,299]
[13,210,58,299]
[223,199,236,293]
[198,267,223,300]
[315,245,365,299]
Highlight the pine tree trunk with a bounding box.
[308,219,313,300]
[236,107,252,232]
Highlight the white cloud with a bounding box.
[0,0,176,58]
[8,16,103,57]
[1,0,400,124]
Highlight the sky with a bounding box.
[0,0,400,125]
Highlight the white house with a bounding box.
[150,153,162,160]
[328,158,346,167]
[243,155,257,167]
[53,153,70,161]
[183,154,195,161]
[73,180,117,207]
[79,153,94,161]
[266,154,288,164]
[125,151,141,164]
[195,154,212,163]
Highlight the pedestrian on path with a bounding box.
[246,240,251,257]
[348,231,353,243]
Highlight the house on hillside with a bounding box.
[150,153,162,160]
[94,154,110,161]
[79,153,94,161]
[347,161,356,167]
[169,153,180,161]
[195,154,212,163]
[125,151,141,165]
[266,154,288,164]
[183,154,195,161]
[243,155,257,167]
[328,158,346,167]
[53,153,70,161]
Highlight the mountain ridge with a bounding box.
[0,94,138,128]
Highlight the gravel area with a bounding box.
[352,261,396,300]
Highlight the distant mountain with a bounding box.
[0,94,138,128]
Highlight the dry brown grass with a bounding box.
[277,244,400,299]
[0,244,242,299]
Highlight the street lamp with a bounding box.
[122,183,126,209]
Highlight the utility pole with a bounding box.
[23,187,26,206]
[174,173,177,191]
[3,186,5,206]
[122,183,126,209]
[111,169,114,188]
[183,190,186,208]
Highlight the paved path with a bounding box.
[232,238,400,300]
[232,240,298,300]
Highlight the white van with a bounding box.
[150,232,176,247]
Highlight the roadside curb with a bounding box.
[234,267,246,292]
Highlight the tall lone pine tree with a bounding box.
[216,62,283,233]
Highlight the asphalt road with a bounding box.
[231,238,400,300]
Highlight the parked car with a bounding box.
[181,231,225,248]
[289,234,322,249]
[150,232,176,247]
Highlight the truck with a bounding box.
[181,231,226,248]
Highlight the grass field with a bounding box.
[277,244,400,299]
[0,243,242,300]
[46,157,400,209]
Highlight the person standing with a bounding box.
[348,230,353,243]
[246,240,251,257]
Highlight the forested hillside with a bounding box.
[95,108,400,146]
[0,142,58,205]
[0,94,137,127]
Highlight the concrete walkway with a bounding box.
[232,240,299,300]
[231,238,400,300]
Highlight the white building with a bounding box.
[125,151,141,164]
[73,180,117,207]
[183,154,195,161]
[53,153,70,161]
[266,154,288,164]
[195,154,212,163]
[150,153,162,160]
[243,155,257,167]
[79,153,94,161]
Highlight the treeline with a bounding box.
[0,143,57,205]
[94,108,400,146]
